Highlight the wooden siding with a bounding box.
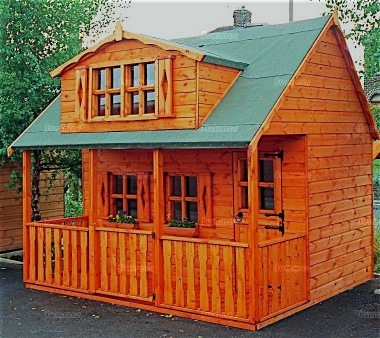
[265,26,373,303]
[0,163,64,252]
[197,62,240,126]
[60,39,239,133]
[92,148,238,240]
[61,39,197,132]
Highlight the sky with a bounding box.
[91,0,363,72]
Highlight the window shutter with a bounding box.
[137,173,151,222]
[75,66,88,120]
[98,172,109,218]
[155,58,173,117]
[198,174,213,226]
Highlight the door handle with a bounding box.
[235,212,243,223]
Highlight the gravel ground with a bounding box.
[0,262,379,338]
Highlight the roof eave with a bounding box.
[50,22,206,78]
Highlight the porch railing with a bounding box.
[160,236,250,320]
[25,216,89,292]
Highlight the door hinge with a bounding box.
[265,210,285,221]
[152,232,156,239]
[152,293,156,301]
[264,150,283,161]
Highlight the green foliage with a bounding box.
[0,0,129,217]
[319,0,380,76]
[371,104,380,130]
[374,224,380,273]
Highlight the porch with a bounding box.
[23,214,306,329]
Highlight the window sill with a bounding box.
[89,114,158,122]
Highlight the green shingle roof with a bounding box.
[10,16,330,151]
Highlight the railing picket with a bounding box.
[29,226,36,281]
[100,231,108,291]
[110,232,118,293]
[199,243,209,311]
[236,247,247,318]
[63,230,70,287]
[185,242,196,309]
[37,227,45,282]
[174,241,184,307]
[45,228,53,284]
[129,234,138,295]
[80,231,88,290]
[211,245,221,313]
[163,240,173,305]
[119,232,127,295]
[54,228,61,285]
[223,246,234,315]
[139,235,148,298]
[71,230,78,289]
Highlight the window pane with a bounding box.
[115,198,123,214]
[186,176,197,197]
[97,95,106,116]
[186,202,198,223]
[114,175,123,194]
[241,186,248,209]
[144,90,155,114]
[127,175,137,195]
[110,94,121,116]
[97,69,106,90]
[127,199,137,218]
[172,201,182,220]
[260,187,274,210]
[144,63,154,86]
[241,159,248,182]
[259,160,274,182]
[130,64,139,87]
[171,176,181,196]
[111,67,121,88]
[130,92,139,115]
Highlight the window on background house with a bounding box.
[109,173,151,221]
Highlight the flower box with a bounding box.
[100,219,139,230]
[163,224,199,237]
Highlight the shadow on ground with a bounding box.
[0,263,379,338]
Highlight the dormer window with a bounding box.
[127,62,155,116]
[93,66,121,117]
[76,58,172,121]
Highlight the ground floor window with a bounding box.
[165,173,212,224]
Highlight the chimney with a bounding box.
[233,6,252,28]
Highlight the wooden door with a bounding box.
[257,147,308,320]
[233,152,249,242]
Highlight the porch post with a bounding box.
[153,149,164,305]
[88,149,98,293]
[22,150,32,282]
[248,145,260,324]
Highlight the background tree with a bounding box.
[0,0,129,220]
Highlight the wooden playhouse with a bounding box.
[8,12,378,330]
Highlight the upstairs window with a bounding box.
[88,59,173,120]
[93,67,122,117]
[127,62,155,116]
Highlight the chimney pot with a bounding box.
[233,6,252,28]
